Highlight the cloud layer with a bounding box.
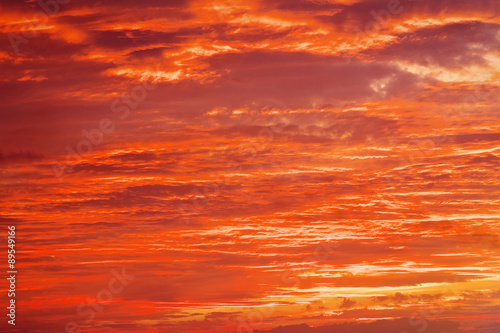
[0,0,499,332]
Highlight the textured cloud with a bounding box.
[0,0,499,332]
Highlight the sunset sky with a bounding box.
[0,0,499,332]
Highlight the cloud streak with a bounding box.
[0,0,499,332]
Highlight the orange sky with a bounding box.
[0,0,499,332]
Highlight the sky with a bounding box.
[0,0,499,332]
